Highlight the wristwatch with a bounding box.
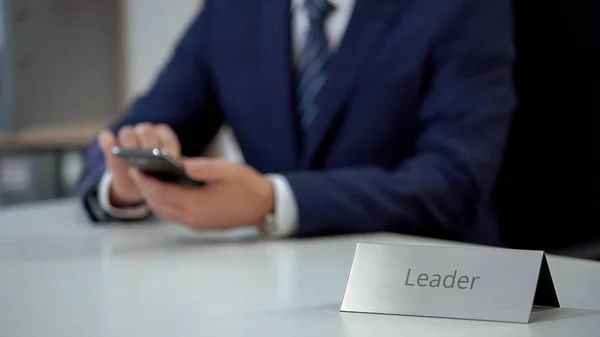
[260,212,279,238]
[260,174,297,238]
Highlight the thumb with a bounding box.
[98,129,129,175]
[183,158,238,182]
[98,129,117,154]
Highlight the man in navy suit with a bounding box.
[79,0,516,246]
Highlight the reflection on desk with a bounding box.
[0,199,599,337]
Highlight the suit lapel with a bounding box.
[302,0,412,167]
[257,0,301,169]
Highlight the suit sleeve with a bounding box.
[283,0,516,239]
[78,2,222,221]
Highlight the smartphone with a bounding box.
[111,147,205,186]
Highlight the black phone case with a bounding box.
[112,148,205,186]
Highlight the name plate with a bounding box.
[340,243,559,323]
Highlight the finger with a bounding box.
[182,158,240,182]
[98,129,117,154]
[147,199,191,225]
[129,169,187,210]
[99,129,129,172]
[155,124,181,157]
[135,123,161,149]
[118,126,138,148]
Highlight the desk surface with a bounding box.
[1,200,599,337]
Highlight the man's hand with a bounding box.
[98,123,181,207]
[129,158,275,230]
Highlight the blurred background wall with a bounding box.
[123,0,200,101]
[0,0,201,206]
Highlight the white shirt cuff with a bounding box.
[265,174,299,237]
[98,171,151,219]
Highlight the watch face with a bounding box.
[262,213,277,236]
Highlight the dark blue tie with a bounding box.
[297,0,334,130]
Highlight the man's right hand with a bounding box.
[97,123,181,207]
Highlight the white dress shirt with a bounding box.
[98,0,355,237]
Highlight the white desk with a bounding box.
[1,200,599,337]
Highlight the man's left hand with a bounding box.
[129,158,274,230]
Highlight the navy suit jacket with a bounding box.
[79,0,516,246]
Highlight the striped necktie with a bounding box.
[297,0,334,130]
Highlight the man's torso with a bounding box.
[204,0,446,173]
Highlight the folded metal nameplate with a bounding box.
[340,242,559,323]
